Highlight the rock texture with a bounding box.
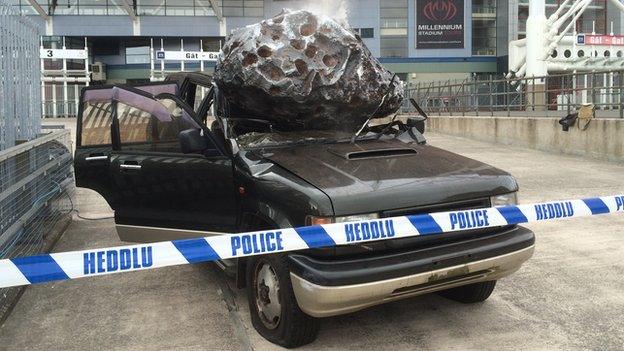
[214,9,403,131]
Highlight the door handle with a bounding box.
[85,155,108,162]
[120,164,142,171]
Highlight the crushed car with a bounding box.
[73,10,534,349]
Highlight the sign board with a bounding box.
[416,0,464,49]
[577,34,624,46]
[156,50,220,61]
[39,48,88,60]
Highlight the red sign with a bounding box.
[579,34,624,46]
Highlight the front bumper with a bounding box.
[289,226,535,317]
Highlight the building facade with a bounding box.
[15,1,512,82]
[9,0,624,116]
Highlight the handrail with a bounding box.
[0,130,71,163]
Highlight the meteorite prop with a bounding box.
[214,9,404,131]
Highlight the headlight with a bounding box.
[334,213,379,223]
[306,213,379,225]
[490,192,518,207]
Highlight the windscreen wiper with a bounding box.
[351,74,398,143]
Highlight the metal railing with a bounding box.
[0,130,74,321]
[404,70,624,118]
[0,0,42,150]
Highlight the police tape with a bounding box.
[1,195,623,289]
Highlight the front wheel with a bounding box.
[438,280,497,303]
[246,255,320,348]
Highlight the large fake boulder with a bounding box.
[214,9,404,131]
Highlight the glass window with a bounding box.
[126,46,150,64]
[137,0,166,15]
[79,5,108,15]
[118,98,200,153]
[222,0,263,17]
[360,28,374,39]
[473,0,497,56]
[194,2,215,16]
[107,0,128,15]
[353,28,375,39]
[81,101,114,146]
[117,102,153,145]
[54,0,79,15]
[380,0,407,57]
[165,0,194,15]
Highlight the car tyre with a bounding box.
[246,254,320,348]
[438,281,497,303]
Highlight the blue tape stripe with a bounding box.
[497,206,529,224]
[583,198,610,215]
[172,238,220,264]
[294,226,336,248]
[408,214,443,235]
[12,254,69,284]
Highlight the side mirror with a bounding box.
[406,117,426,135]
[179,129,208,154]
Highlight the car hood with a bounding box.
[257,139,517,215]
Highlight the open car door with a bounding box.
[75,82,179,209]
[77,85,236,242]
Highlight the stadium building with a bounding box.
[8,0,623,116]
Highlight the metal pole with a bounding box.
[504,79,508,117]
[180,38,185,72]
[62,37,68,117]
[609,72,614,110]
[40,37,46,118]
[74,84,79,117]
[448,80,453,116]
[200,39,204,72]
[475,79,479,117]
[591,71,596,105]
[489,75,494,116]
[160,38,165,79]
[150,38,155,82]
[620,71,624,118]
[84,37,89,87]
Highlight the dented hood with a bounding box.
[260,139,517,215]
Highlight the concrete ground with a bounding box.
[1,132,623,350]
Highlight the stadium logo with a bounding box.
[423,0,458,22]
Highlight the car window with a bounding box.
[193,84,209,112]
[79,83,178,147]
[81,100,113,146]
[113,89,201,153]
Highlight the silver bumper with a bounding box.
[290,245,534,318]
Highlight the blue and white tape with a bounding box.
[1,195,623,289]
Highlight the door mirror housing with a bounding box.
[406,117,426,135]
[179,129,208,154]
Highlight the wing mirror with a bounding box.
[406,117,426,135]
[179,129,208,154]
[408,98,428,134]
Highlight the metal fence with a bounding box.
[1,2,74,322]
[0,130,74,321]
[0,0,42,150]
[404,70,624,118]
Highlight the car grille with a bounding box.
[310,198,506,259]
[380,198,491,218]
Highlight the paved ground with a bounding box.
[1,132,623,351]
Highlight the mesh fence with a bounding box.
[0,0,42,151]
[0,130,75,321]
[403,70,624,118]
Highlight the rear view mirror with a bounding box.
[179,129,208,154]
